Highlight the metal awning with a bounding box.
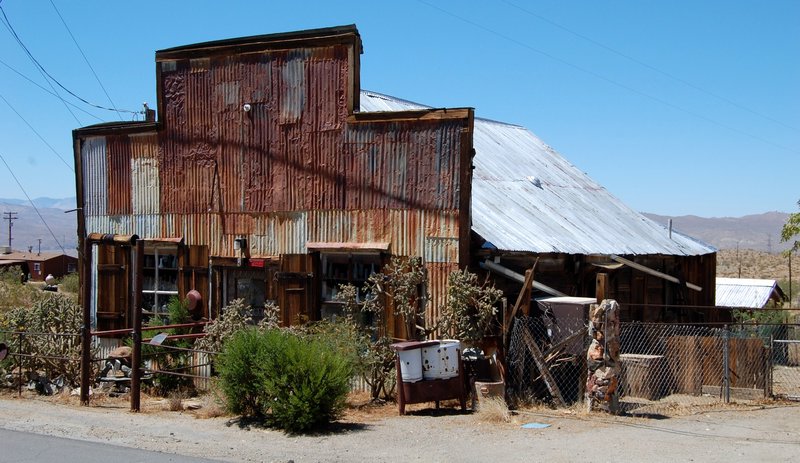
[306,242,391,253]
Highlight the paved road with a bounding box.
[0,428,221,463]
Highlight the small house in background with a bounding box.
[715,277,787,309]
[0,248,78,282]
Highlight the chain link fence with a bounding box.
[505,315,800,415]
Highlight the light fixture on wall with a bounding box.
[234,237,247,267]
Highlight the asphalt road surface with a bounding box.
[0,428,221,463]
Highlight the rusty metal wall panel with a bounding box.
[426,262,458,332]
[154,45,466,218]
[81,137,107,218]
[279,50,308,124]
[344,120,464,211]
[106,135,132,215]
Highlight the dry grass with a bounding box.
[475,396,510,423]
[717,249,796,281]
[166,390,187,411]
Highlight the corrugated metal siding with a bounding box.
[426,262,458,333]
[81,54,467,264]
[252,212,308,255]
[106,135,132,215]
[130,133,160,215]
[157,46,354,216]
[360,91,715,257]
[81,137,107,217]
[715,278,778,309]
[344,121,463,211]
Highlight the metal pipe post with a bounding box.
[722,325,730,403]
[17,331,23,397]
[80,239,92,405]
[131,239,144,412]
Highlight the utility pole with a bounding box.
[3,212,18,249]
[37,238,42,255]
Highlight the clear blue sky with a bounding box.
[0,0,797,217]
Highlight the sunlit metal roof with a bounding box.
[360,91,715,256]
[715,277,786,309]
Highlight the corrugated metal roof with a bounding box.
[360,91,715,256]
[715,277,784,309]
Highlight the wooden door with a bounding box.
[94,243,132,332]
[277,254,314,326]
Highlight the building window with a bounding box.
[67,263,77,273]
[33,263,41,274]
[224,269,272,321]
[320,253,381,319]
[141,245,179,315]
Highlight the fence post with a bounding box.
[80,239,93,405]
[722,325,730,403]
[17,331,23,397]
[130,239,144,413]
[767,335,774,398]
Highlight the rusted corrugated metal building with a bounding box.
[73,26,472,335]
[74,25,720,335]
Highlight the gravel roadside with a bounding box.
[0,395,798,462]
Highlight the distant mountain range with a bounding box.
[0,197,76,211]
[0,197,78,252]
[0,197,790,253]
[642,211,791,253]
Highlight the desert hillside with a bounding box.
[716,248,796,281]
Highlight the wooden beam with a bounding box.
[596,272,608,304]
[503,261,537,351]
[609,254,702,292]
[543,327,587,361]
[481,260,567,297]
[520,328,565,406]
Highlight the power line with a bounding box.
[416,0,800,156]
[0,4,139,118]
[0,3,82,125]
[500,0,799,133]
[49,0,122,120]
[0,91,75,172]
[0,57,104,121]
[0,151,66,254]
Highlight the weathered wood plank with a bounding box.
[520,327,565,406]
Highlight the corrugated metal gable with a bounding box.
[715,278,780,309]
[360,91,715,256]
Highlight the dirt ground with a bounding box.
[0,390,798,463]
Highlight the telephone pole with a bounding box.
[3,212,18,249]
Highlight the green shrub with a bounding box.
[218,328,353,433]
[57,272,80,295]
[266,331,352,432]
[217,328,274,417]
